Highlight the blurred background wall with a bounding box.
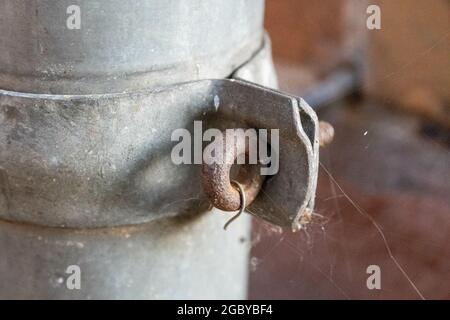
[265,0,450,125]
[249,0,450,299]
[366,0,450,127]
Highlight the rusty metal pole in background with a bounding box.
[0,0,320,299]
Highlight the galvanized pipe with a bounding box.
[0,0,323,299]
[0,0,269,299]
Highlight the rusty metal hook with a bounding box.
[201,129,265,213]
[223,180,246,230]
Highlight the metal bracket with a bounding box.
[209,79,319,230]
[0,79,318,230]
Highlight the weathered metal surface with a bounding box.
[232,34,279,90]
[211,81,319,230]
[0,208,251,299]
[0,77,319,230]
[0,35,278,299]
[0,81,214,228]
[0,0,321,299]
[0,0,264,94]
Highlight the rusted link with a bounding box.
[201,130,265,212]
